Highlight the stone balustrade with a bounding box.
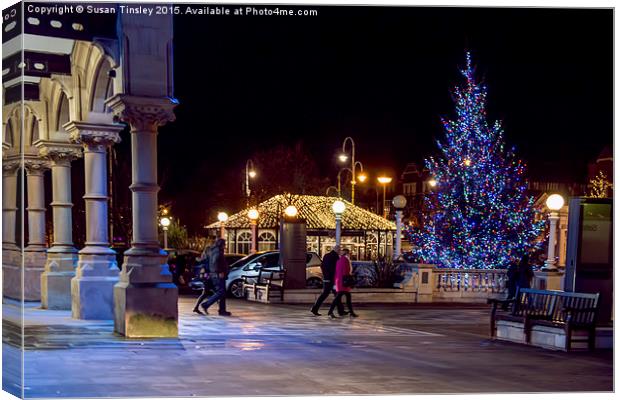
[253,264,570,305]
[433,268,508,302]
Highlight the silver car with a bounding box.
[226,251,323,298]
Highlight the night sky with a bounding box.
[136,6,612,233]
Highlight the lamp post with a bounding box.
[248,209,259,254]
[217,211,228,240]
[326,186,339,196]
[245,159,257,206]
[160,216,171,250]
[377,176,393,218]
[332,200,346,247]
[336,168,352,198]
[339,137,363,205]
[543,194,565,271]
[392,195,407,260]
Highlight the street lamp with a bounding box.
[332,200,346,247]
[543,194,565,271]
[339,137,363,205]
[248,209,259,254]
[217,211,228,240]
[245,159,257,206]
[284,205,298,218]
[160,216,171,250]
[428,179,437,188]
[377,176,393,218]
[392,195,407,260]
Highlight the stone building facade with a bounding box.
[2,4,178,338]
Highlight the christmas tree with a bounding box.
[407,53,544,269]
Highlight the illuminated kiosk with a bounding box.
[205,194,396,260]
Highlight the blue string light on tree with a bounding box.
[406,52,545,269]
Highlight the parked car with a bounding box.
[225,253,247,266]
[189,250,323,298]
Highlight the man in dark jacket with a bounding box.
[193,238,231,316]
[310,245,345,316]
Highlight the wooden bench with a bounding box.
[242,267,286,302]
[488,288,600,351]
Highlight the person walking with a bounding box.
[193,238,232,316]
[327,248,358,319]
[310,245,345,316]
[192,246,213,314]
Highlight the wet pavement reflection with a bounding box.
[3,296,613,397]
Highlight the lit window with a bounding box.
[236,231,252,255]
[258,231,276,251]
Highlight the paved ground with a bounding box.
[2,296,614,398]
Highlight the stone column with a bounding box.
[38,142,82,309]
[107,94,178,338]
[23,157,50,301]
[2,158,22,300]
[335,213,342,246]
[65,122,122,319]
[2,159,19,251]
[557,208,568,267]
[543,211,560,271]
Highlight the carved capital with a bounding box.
[2,157,21,174]
[105,94,178,133]
[64,121,123,151]
[23,156,50,174]
[36,140,83,164]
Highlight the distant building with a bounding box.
[399,162,433,228]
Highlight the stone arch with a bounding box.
[5,107,21,150]
[23,105,40,147]
[39,78,73,137]
[75,41,117,122]
[3,103,42,149]
[30,117,39,144]
[89,56,115,114]
[4,121,14,148]
[56,91,70,131]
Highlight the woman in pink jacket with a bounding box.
[328,248,358,318]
